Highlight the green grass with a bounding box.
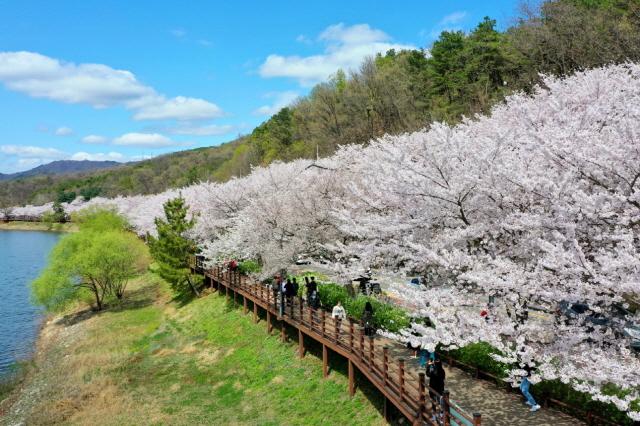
[2,272,385,425]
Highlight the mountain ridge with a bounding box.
[0,160,123,181]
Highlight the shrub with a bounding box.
[317,283,350,308]
[444,342,509,379]
[238,259,261,275]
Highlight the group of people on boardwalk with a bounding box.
[273,274,321,316]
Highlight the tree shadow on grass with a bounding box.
[56,286,156,326]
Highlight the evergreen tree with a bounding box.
[148,196,203,297]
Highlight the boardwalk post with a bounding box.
[321,310,326,338]
[368,336,374,372]
[253,300,258,323]
[443,390,451,426]
[281,321,286,342]
[349,319,354,352]
[243,295,248,314]
[383,397,389,422]
[360,329,365,360]
[322,344,328,378]
[348,359,355,396]
[398,359,405,402]
[383,346,389,386]
[267,310,272,334]
[233,289,237,306]
[299,296,303,320]
[473,412,482,426]
[290,297,294,318]
[298,329,305,358]
[334,318,340,343]
[417,372,426,424]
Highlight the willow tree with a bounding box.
[31,209,148,311]
[148,196,202,297]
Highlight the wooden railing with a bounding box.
[199,264,480,426]
[440,355,621,426]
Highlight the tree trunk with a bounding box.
[187,276,200,297]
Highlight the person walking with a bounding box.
[427,358,446,406]
[520,364,541,412]
[292,277,299,298]
[278,277,286,317]
[362,301,375,336]
[332,300,346,320]
[285,278,294,306]
[271,275,280,309]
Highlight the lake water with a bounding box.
[0,230,61,375]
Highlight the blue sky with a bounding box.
[0,0,520,173]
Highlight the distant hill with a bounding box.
[0,140,243,207]
[0,160,122,181]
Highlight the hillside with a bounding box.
[0,140,242,207]
[0,273,385,425]
[0,160,122,182]
[1,0,637,209]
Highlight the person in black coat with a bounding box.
[362,301,375,336]
[427,358,446,406]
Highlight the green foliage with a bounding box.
[445,342,509,379]
[56,190,76,203]
[317,282,350,308]
[148,196,203,297]
[314,282,410,333]
[237,259,261,275]
[31,209,149,311]
[73,206,129,232]
[3,0,639,209]
[41,201,67,227]
[79,186,101,201]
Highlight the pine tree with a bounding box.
[148,196,202,297]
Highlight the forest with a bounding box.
[2,0,638,208]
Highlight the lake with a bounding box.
[0,230,61,375]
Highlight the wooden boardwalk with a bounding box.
[201,265,480,426]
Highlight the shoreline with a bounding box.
[0,222,76,232]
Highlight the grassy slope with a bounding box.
[0,273,384,426]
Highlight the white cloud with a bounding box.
[259,23,415,86]
[253,91,299,116]
[0,144,66,159]
[0,143,129,173]
[168,123,235,136]
[440,11,468,26]
[54,126,73,136]
[70,151,124,161]
[171,28,186,38]
[424,11,468,39]
[112,132,175,148]
[296,34,312,44]
[81,134,108,144]
[198,39,213,47]
[0,51,223,121]
[133,96,223,121]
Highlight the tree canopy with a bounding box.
[148,196,203,297]
[32,209,149,311]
